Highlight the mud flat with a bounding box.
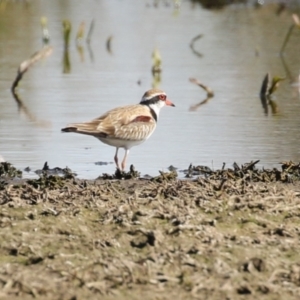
[1,161,300,299]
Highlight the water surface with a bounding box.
[1,0,300,178]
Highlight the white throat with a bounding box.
[148,102,164,120]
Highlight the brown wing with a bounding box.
[62,104,156,140]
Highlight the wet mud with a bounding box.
[1,161,300,299]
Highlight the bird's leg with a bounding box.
[114,147,120,170]
[121,149,129,171]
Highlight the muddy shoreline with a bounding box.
[1,161,300,299]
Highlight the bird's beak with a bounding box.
[165,99,175,107]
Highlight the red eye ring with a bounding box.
[159,94,166,100]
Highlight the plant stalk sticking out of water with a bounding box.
[260,73,285,115]
[76,21,85,45]
[40,16,50,45]
[11,46,53,127]
[76,21,85,62]
[63,20,72,49]
[151,48,162,88]
[152,48,162,74]
[11,46,53,92]
[62,20,71,73]
[280,14,300,55]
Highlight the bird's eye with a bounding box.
[159,94,166,100]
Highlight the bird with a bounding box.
[61,88,175,171]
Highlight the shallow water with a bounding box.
[1,0,300,178]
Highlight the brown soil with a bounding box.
[1,162,300,299]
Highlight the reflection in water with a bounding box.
[106,35,113,55]
[87,42,94,62]
[86,20,95,61]
[189,34,203,58]
[77,44,84,62]
[86,19,95,45]
[190,0,247,9]
[260,93,279,116]
[189,77,214,111]
[76,43,84,62]
[189,96,213,111]
[3,0,300,178]
[63,48,71,73]
[63,19,96,67]
[259,73,280,116]
[151,48,162,88]
[11,89,51,128]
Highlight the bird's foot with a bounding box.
[114,165,140,179]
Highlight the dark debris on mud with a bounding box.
[99,164,140,180]
[183,160,300,183]
[1,161,300,299]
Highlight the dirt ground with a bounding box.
[1,161,300,299]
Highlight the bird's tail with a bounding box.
[61,123,106,137]
[61,126,78,133]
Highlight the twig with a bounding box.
[11,46,53,92]
[76,21,85,46]
[280,14,300,55]
[189,78,214,97]
[10,46,52,127]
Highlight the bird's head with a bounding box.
[140,88,175,112]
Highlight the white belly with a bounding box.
[98,137,147,149]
